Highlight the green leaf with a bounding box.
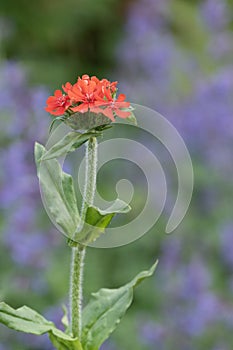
[0,303,83,350]
[81,261,158,350]
[42,131,101,161]
[74,199,131,244]
[49,116,66,134]
[34,142,79,237]
[61,305,69,334]
[49,332,83,350]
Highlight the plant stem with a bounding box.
[69,137,97,339]
[70,245,85,339]
[80,137,98,223]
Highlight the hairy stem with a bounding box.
[69,137,97,339]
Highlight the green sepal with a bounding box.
[81,261,158,350]
[64,111,111,131]
[41,131,101,161]
[0,302,83,350]
[34,142,80,237]
[49,116,66,134]
[74,199,131,244]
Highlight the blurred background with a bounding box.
[0,0,233,349]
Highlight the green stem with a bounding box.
[70,246,85,339]
[69,137,97,339]
[80,137,98,223]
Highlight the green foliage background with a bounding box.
[0,0,127,86]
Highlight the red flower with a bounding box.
[68,75,103,113]
[96,91,131,121]
[98,78,118,98]
[62,82,73,93]
[45,74,132,123]
[45,90,71,116]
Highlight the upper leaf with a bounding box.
[74,200,131,244]
[35,142,80,237]
[81,261,158,350]
[0,302,83,350]
[49,116,66,134]
[42,130,101,161]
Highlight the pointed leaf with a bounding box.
[49,116,66,134]
[42,131,101,161]
[0,303,83,350]
[35,142,79,237]
[61,305,69,334]
[82,261,158,350]
[74,200,131,244]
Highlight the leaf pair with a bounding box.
[0,261,157,350]
[41,130,102,161]
[35,138,130,244]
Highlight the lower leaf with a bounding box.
[0,303,83,350]
[81,261,158,350]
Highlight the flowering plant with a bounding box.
[45,74,135,132]
[0,75,157,350]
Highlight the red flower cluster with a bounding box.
[45,75,131,121]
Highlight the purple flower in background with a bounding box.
[18,332,54,350]
[212,346,229,350]
[220,222,233,267]
[138,231,233,349]
[201,0,230,31]
[175,67,233,173]
[0,60,69,350]
[100,340,118,350]
[140,321,166,348]
[116,0,233,348]
[208,32,233,60]
[0,62,49,139]
[0,345,7,350]
[0,61,55,270]
[125,0,168,40]
[117,0,233,174]
[181,292,221,336]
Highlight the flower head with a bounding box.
[45,74,133,127]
